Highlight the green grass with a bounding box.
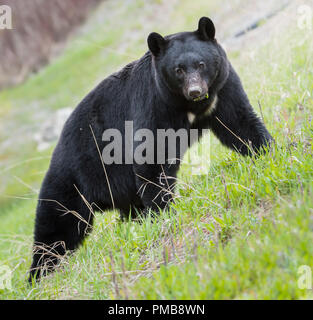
[1,0,313,299]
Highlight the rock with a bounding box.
[33,107,73,151]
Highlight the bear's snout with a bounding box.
[183,72,208,102]
[188,86,202,99]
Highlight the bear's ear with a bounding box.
[147,32,166,57]
[197,17,215,40]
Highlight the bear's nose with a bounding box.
[188,87,202,99]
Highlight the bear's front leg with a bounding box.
[195,65,273,156]
[134,164,177,215]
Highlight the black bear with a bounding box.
[29,17,272,282]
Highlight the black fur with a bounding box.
[29,17,272,283]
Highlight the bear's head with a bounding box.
[148,17,229,104]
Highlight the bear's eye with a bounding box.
[175,67,183,76]
[199,61,206,69]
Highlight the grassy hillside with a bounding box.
[0,0,313,299]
